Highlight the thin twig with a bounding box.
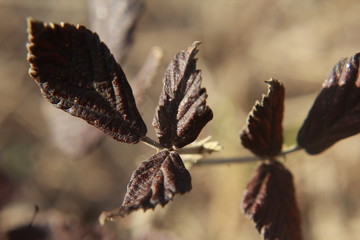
[192,155,260,166]
[176,143,222,155]
[140,136,163,150]
[190,145,303,166]
[176,145,207,155]
[141,135,222,155]
[279,145,302,156]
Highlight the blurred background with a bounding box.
[1,0,360,239]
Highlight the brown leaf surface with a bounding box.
[297,53,360,154]
[27,19,147,144]
[99,150,191,223]
[243,160,302,240]
[40,0,144,156]
[240,79,284,158]
[152,42,213,149]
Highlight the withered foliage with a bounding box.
[243,160,302,240]
[240,79,284,158]
[298,53,360,154]
[28,17,360,240]
[102,42,212,222]
[27,19,147,144]
[100,150,191,223]
[23,12,360,240]
[42,0,146,157]
[240,79,303,239]
[153,42,213,149]
[27,19,212,222]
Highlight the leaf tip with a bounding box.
[187,41,202,53]
[192,40,202,47]
[27,18,45,36]
[26,17,34,27]
[265,78,284,92]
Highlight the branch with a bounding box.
[140,136,301,166]
[141,135,222,155]
[189,145,302,166]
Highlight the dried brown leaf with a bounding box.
[40,0,144,156]
[100,150,191,223]
[152,42,213,149]
[297,53,360,154]
[27,19,147,144]
[243,160,302,240]
[88,0,144,64]
[240,79,284,158]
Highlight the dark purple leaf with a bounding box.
[27,19,147,144]
[240,79,284,158]
[99,150,191,223]
[153,42,213,149]
[297,53,360,154]
[243,160,302,240]
[41,0,144,156]
[88,0,144,64]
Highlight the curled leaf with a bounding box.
[243,160,302,240]
[240,79,285,158]
[100,150,191,223]
[297,53,360,154]
[153,42,213,149]
[27,19,147,144]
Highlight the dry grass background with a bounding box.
[1,0,360,239]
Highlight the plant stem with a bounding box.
[192,155,259,165]
[140,136,163,150]
[176,145,220,155]
[279,145,302,156]
[141,135,222,155]
[190,145,302,166]
[140,136,302,166]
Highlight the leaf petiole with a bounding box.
[140,136,164,150]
